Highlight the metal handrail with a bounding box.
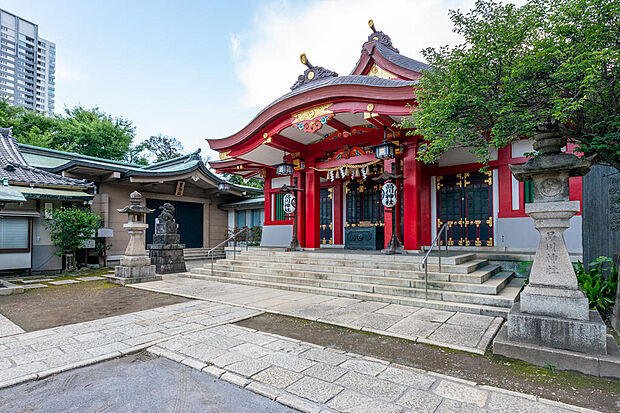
[421,223,449,300]
[208,227,251,275]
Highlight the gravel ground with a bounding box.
[0,280,192,331]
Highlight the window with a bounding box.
[250,209,262,227]
[0,217,29,251]
[236,210,245,228]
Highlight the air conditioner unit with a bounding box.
[63,254,75,271]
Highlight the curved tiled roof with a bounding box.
[0,128,91,188]
[240,75,416,132]
[268,75,415,109]
[374,43,430,74]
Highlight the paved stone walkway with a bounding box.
[0,301,259,388]
[6,274,109,290]
[0,314,24,338]
[132,276,503,354]
[149,323,595,413]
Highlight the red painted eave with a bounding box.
[206,82,416,153]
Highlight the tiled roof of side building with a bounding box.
[18,142,262,194]
[0,128,92,188]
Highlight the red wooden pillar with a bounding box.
[294,170,306,247]
[333,180,343,244]
[497,145,513,218]
[403,142,421,250]
[263,169,273,225]
[419,164,431,246]
[304,162,320,249]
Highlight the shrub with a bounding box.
[574,257,618,318]
[44,206,102,269]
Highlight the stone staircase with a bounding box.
[185,248,523,317]
[183,247,226,261]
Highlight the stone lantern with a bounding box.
[494,124,620,377]
[107,191,160,285]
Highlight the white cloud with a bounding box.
[229,33,242,58]
[230,0,481,109]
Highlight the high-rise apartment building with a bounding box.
[0,9,55,114]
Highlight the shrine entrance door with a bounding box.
[436,171,493,246]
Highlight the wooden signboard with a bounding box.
[175,181,185,197]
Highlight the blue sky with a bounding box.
[0,0,497,160]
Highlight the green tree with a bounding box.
[401,0,620,170]
[223,173,265,189]
[19,126,53,148]
[0,98,26,128]
[11,109,57,143]
[44,206,102,269]
[53,106,135,160]
[136,134,185,162]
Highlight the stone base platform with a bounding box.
[493,325,620,379]
[107,264,161,286]
[507,303,607,354]
[105,274,162,286]
[0,279,24,295]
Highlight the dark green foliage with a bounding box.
[401,0,620,171]
[223,173,264,189]
[53,106,135,160]
[135,134,185,163]
[0,99,136,161]
[229,226,262,246]
[574,256,618,317]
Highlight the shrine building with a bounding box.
[208,21,583,254]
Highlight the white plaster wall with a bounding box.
[260,225,292,247]
[228,210,235,232]
[496,215,582,253]
[271,177,291,189]
[438,147,498,167]
[511,140,534,158]
[430,176,437,236]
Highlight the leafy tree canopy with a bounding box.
[135,133,185,163]
[54,106,135,160]
[44,206,102,268]
[401,0,620,171]
[223,173,265,190]
[0,101,136,161]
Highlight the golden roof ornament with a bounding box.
[291,53,338,90]
[367,19,399,53]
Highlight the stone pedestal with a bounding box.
[148,219,187,274]
[493,126,620,377]
[107,191,160,286]
[505,200,608,355]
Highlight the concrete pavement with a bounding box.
[149,323,596,413]
[131,275,504,354]
[0,300,259,389]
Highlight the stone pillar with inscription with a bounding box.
[494,126,620,377]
